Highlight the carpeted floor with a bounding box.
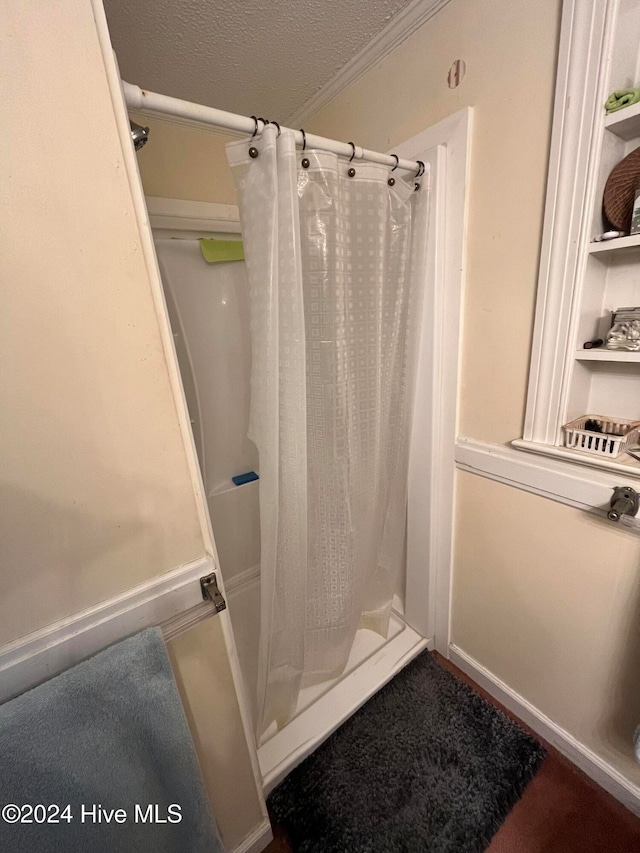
[267,650,545,852]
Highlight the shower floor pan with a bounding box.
[227,572,429,793]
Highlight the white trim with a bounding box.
[512,438,640,480]
[287,0,453,126]
[145,196,240,235]
[0,556,214,704]
[456,437,632,517]
[232,819,273,853]
[523,0,611,445]
[401,108,472,652]
[225,564,261,596]
[449,644,640,817]
[161,600,219,643]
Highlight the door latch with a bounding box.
[608,486,640,522]
[200,572,227,612]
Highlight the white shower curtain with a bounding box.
[227,127,429,735]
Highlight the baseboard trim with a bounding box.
[146,196,240,235]
[448,644,640,817]
[232,819,273,853]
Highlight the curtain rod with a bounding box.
[122,81,426,177]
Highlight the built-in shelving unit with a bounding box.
[518,0,640,477]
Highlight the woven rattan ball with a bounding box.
[603,145,640,231]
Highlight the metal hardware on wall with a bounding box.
[200,572,227,612]
[129,120,149,151]
[607,486,640,522]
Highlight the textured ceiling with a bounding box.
[104,0,414,122]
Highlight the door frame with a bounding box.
[396,109,472,653]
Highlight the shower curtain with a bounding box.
[227,126,429,736]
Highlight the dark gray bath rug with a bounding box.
[267,650,545,852]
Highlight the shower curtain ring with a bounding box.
[300,128,307,150]
[415,160,425,178]
[250,115,259,137]
[348,142,356,162]
[271,121,281,137]
[390,154,399,172]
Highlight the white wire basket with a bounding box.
[562,415,640,458]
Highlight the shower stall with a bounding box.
[141,105,468,793]
[152,194,424,790]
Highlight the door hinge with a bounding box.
[200,572,227,613]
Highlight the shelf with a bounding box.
[604,100,640,140]
[208,477,260,498]
[575,349,640,362]
[588,234,640,254]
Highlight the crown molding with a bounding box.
[286,0,452,127]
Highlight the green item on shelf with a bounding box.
[199,237,244,263]
[605,88,640,114]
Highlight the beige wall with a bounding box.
[2,0,265,843]
[306,0,561,446]
[455,473,640,785]
[167,617,265,849]
[133,116,238,205]
[1,0,206,642]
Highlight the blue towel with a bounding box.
[0,628,223,853]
